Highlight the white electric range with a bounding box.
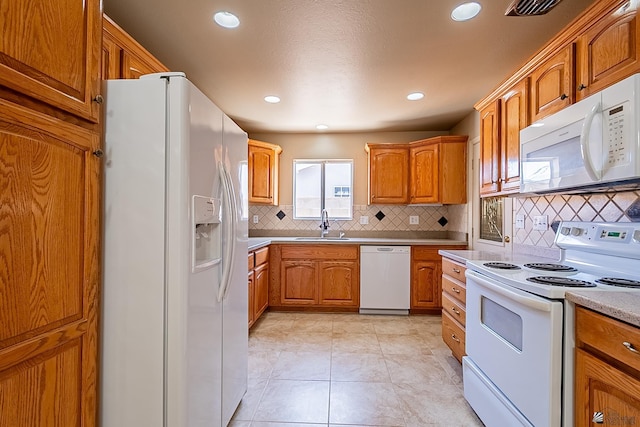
[463,221,640,427]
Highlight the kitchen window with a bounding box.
[293,160,353,220]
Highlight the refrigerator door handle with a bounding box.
[221,165,238,300]
[218,163,235,302]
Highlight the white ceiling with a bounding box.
[103,0,595,134]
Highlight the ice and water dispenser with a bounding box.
[192,195,222,271]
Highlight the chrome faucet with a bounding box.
[320,209,330,238]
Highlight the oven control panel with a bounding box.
[556,221,640,258]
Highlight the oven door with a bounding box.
[465,270,563,427]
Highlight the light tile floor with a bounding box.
[230,312,484,427]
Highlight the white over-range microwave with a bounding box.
[520,73,640,194]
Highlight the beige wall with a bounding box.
[249,131,447,206]
[450,110,479,140]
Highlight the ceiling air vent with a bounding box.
[505,0,563,16]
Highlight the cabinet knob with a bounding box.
[93,94,104,104]
[451,287,460,293]
[560,93,568,100]
[451,334,460,343]
[452,268,461,273]
[578,84,587,91]
[623,341,639,353]
[92,149,104,158]
[451,307,460,315]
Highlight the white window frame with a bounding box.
[293,159,354,220]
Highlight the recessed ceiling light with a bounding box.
[407,92,425,101]
[316,124,329,130]
[264,95,281,104]
[451,2,482,21]
[214,11,240,28]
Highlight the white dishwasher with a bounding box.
[359,246,411,315]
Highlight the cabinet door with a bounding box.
[530,44,575,122]
[248,271,255,328]
[480,101,500,196]
[319,261,359,307]
[102,33,123,81]
[0,100,100,427]
[411,260,441,309]
[254,262,270,318]
[368,147,409,204]
[248,144,278,204]
[500,79,529,194]
[121,51,163,79]
[410,143,439,204]
[280,261,318,305]
[575,349,640,426]
[577,5,640,100]
[0,0,101,122]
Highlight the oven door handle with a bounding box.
[466,270,554,312]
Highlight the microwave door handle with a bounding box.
[580,102,601,181]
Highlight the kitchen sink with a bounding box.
[294,236,350,241]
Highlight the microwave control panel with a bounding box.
[605,103,629,166]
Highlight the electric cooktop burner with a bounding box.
[483,262,521,270]
[596,277,640,288]
[526,276,596,287]
[524,263,578,272]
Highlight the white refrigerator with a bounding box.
[101,72,248,427]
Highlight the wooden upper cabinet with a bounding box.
[576,2,640,100]
[366,144,410,204]
[248,139,282,205]
[530,44,575,122]
[102,15,169,80]
[0,0,102,122]
[410,143,439,204]
[368,137,467,205]
[410,136,467,204]
[499,79,529,194]
[0,100,100,427]
[480,101,500,196]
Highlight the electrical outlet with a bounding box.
[360,216,369,225]
[252,215,259,224]
[515,214,525,229]
[409,215,419,225]
[533,215,548,231]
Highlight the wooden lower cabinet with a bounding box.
[248,246,270,328]
[440,256,467,362]
[575,306,640,425]
[411,246,466,313]
[0,99,100,426]
[270,245,359,310]
[281,260,318,305]
[319,261,359,306]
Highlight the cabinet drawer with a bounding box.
[442,292,466,326]
[442,258,466,283]
[442,276,466,305]
[280,244,358,260]
[576,306,640,373]
[442,311,465,362]
[254,246,269,267]
[248,252,255,271]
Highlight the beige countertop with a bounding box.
[566,291,640,328]
[248,237,467,251]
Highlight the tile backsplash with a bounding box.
[514,190,640,248]
[249,204,467,235]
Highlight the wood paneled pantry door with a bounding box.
[0,99,100,427]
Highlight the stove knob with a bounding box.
[560,227,571,236]
[570,227,583,236]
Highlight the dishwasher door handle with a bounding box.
[376,247,394,252]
